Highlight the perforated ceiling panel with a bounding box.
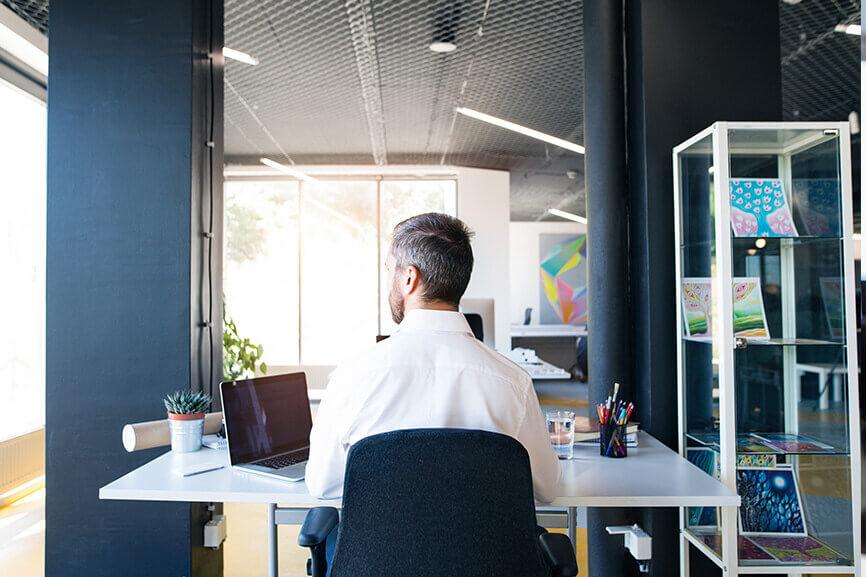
[224,0,584,170]
[779,0,860,121]
[0,0,47,34]
[7,0,860,220]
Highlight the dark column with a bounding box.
[46,1,224,575]
[626,1,781,575]
[583,2,635,576]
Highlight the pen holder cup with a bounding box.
[599,423,628,458]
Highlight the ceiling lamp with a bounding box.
[429,41,457,53]
[834,23,861,35]
[548,208,587,224]
[223,47,260,65]
[456,107,585,154]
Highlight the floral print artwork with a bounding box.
[730,178,798,237]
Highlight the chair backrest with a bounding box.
[329,429,549,577]
[463,312,484,342]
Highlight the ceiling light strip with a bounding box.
[345,0,388,165]
[548,208,587,224]
[223,47,259,65]
[456,107,585,155]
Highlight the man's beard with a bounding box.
[388,277,405,324]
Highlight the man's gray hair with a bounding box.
[390,213,474,305]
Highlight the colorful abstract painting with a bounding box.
[539,234,587,325]
[791,178,840,237]
[733,278,770,339]
[737,468,805,535]
[681,278,712,338]
[730,178,798,237]
[687,448,720,527]
[748,536,846,564]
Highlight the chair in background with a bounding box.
[298,429,577,577]
[463,312,485,342]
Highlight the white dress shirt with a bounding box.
[305,309,562,502]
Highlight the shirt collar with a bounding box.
[398,309,473,334]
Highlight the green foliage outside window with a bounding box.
[223,303,267,381]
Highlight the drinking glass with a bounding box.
[546,411,575,460]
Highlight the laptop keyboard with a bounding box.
[256,453,306,470]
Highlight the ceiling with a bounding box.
[3,0,860,221]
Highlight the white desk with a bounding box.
[511,324,588,338]
[100,432,737,577]
[795,362,846,410]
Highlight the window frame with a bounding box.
[223,173,458,365]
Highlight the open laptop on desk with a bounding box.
[220,372,313,482]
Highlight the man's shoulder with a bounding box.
[475,344,534,388]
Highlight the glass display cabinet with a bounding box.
[673,122,860,575]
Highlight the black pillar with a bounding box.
[625,1,781,575]
[583,2,635,576]
[46,1,224,575]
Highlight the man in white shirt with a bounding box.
[305,212,561,503]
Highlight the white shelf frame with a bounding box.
[673,122,861,577]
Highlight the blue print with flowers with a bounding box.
[729,178,798,237]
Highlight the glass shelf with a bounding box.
[682,336,844,346]
[686,432,850,456]
[684,528,854,569]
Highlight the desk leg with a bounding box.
[832,372,843,405]
[567,507,577,543]
[818,369,830,410]
[268,503,278,577]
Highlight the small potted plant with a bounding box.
[164,390,211,453]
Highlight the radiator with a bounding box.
[0,428,44,501]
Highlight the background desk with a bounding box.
[100,432,737,577]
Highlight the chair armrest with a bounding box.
[298,507,339,548]
[539,533,579,577]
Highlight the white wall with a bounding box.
[509,221,586,325]
[455,167,511,352]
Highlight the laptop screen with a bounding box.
[221,373,313,466]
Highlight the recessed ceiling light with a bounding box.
[456,107,585,155]
[834,23,861,36]
[429,41,457,53]
[223,47,259,65]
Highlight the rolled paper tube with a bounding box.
[122,412,223,452]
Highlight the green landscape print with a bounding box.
[732,278,769,339]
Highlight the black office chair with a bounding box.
[463,312,484,342]
[298,429,578,577]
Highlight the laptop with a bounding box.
[220,372,313,482]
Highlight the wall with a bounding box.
[455,167,511,352]
[509,221,586,325]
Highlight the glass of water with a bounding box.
[546,411,575,460]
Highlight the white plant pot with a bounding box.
[168,412,205,453]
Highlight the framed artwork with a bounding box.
[681,277,770,340]
[729,178,798,237]
[737,467,806,536]
[819,277,845,340]
[791,178,840,237]
[732,277,770,339]
[686,448,720,528]
[681,278,712,339]
[539,234,587,325]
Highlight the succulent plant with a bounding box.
[163,390,211,415]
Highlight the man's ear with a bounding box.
[403,265,422,296]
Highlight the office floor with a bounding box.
[0,488,44,577]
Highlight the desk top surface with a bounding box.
[99,432,738,508]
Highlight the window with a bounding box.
[224,177,456,366]
[0,77,46,442]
